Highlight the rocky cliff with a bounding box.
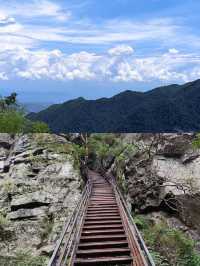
[0,134,81,264]
[106,133,200,251]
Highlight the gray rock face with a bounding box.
[108,133,200,244]
[8,207,48,220]
[10,191,52,212]
[0,134,81,258]
[0,134,14,149]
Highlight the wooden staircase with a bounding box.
[74,174,133,265]
[48,170,155,266]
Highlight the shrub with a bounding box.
[134,215,200,266]
[0,93,50,133]
[30,121,50,133]
[192,133,200,148]
[0,110,26,133]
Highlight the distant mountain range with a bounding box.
[28,79,200,132]
[23,102,53,113]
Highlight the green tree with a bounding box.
[0,110,26,133]
[0,92,17,111]
[31,121,50,133]
[5,92,17,106]
[0,92,50,133]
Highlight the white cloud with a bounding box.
[1,0,70,22]
[0,45,200,83]
[168,48,179,54]
[108,45,134,56]
[0,72,8,80]
[13,49,100,81]
[0,2,199,84]
[114,62,143,82]
[0,5,193,48]
[0,13,15,25]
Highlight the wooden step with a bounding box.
[87,210,118,213]
[78,240,129,250]
[87,207,118,210]
[80,234,127,243]
[89,202,116,205]
[74,256,132,265]
[91,196,114,198]
[90,199,116,201]
[89,202,117,206]
[85,217,121,222]
[82,229,124,236]
[76,247,130,257]
[84,220,122,226]
[86,214,120,218]
[91,193,114,195]
[86,210,119,214]
[83,224,124,230]
[87,205,117,208]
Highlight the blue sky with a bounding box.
[0,0,200,103]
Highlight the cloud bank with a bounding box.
[0,45,200,83]
[0,1,200,84]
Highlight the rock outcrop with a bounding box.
[0,134,81,260]
[107,133,200,249]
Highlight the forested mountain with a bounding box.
[28,79,200,132]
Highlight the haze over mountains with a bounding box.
[23,102,53,113]
[28,79,200,132]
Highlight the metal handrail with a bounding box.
[48,180,92,266]
[106,174,155,266]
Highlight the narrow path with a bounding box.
[74,172,133,265]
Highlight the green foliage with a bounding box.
[88,134,113,159]
[151,251,170,266]
[4,92,17,106]
[30,121,50,133]
[0,110,27,133]
[72,143,87,169]
[88,134,136,161]
[0,251,47,266]
[0,92,17,111]
[26,80,200,132]
[134,215,200,266]
[192,133,200,149]
[86,134,136,193]
[0,93,50,133]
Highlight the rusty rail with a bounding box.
[106,174,155,266]
[48,180,92,266]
